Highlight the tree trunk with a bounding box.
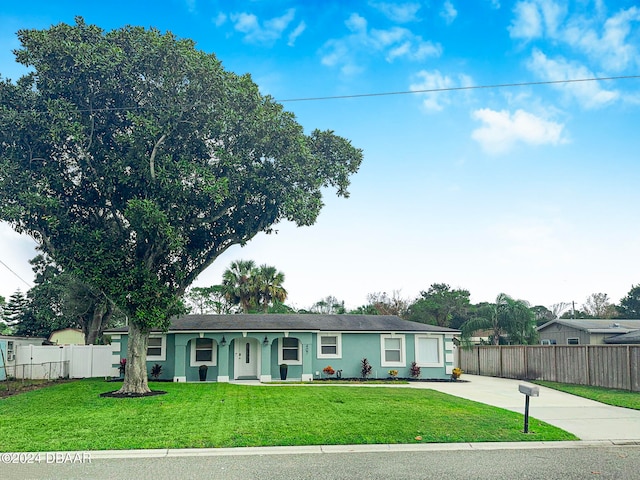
[84,302,112,345]
[117,322,151,394]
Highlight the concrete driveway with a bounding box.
[414,374,640,442]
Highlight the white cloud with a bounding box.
[441,1,458,25]
[369,1,422,23]
[509,0,567,39]
[409,70,474,112]
[527,49,619,108]
[563,6,640,72]
[509,1,542,38]
[230,9,296,44]
[213,13,227,27]
[320,14,441,74]
[287,21,306,46]
[471,108,566,155]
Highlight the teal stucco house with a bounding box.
[107,314,459,382]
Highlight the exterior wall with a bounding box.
[0,339,6,381]
[539,325,591,345]
[49,329,85,345]
[109,330,455,382]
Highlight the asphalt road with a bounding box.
[3,445,640,480]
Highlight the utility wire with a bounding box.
[0,259,33,290]
[0,75,638,115]
[278,75,640,102]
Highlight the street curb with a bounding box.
[27,440,640,460]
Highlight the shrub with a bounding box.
[118,358,126,375]
[360,358,372,378]
[323,365,335,376]
[452,367,463,380]
[150,363,163,380]
[410,361,421,379]
[388,369,398,379]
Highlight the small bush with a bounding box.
[360,358,372,379]
[119,358,126,375]
[150,363,163,380]
[323,366,335,376]
[410,361,421,379]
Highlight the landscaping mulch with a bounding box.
[100,390,167,398]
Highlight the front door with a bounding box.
[234,338,259,379]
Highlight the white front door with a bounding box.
[234,338,259,379]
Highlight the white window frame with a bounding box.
[380,334,406,367]
[278,337,302,365]
[541,339,557,345]
[317,333,342,359]
[567,337,580,345]
[414,335,443,368]
[147,335,166,361]
[190,338,217,367]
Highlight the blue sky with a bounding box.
[1,0,640,312]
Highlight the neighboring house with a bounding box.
[49,328,85,345]
[604,329,640,344]
[0,335,48,380]
[537,319,640,345]
[106,314,459,382]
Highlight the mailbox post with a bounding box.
[518,384,540,433]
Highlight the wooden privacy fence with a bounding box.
[460,345,640,392]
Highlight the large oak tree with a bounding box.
[0,18,362,394]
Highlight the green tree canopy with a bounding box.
[461,293,537,345]
[220,260,288,313]
[0,19,362,394]
[618,285,640,319]
[406,283,471,328]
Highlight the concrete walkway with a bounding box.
[414,374,640,442]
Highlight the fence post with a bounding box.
[585,345,590,386]
[628,345,632,392]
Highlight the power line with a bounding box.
[278,75,640,102]
[0,75,638,116]
[0,259,33,290]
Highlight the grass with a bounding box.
[533,381,640,410]
[0,379,576,452]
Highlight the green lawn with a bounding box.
[533,381,640,410]
[0,379,576,452]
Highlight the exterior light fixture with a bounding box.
[220,336,227,347]
[263,336,269,345]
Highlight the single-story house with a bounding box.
[537,319,640,345]
[106,314,460,382]
[49,328,85,345]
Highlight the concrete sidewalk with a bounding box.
[414,374,640,441]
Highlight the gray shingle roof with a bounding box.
[537,319,640,334]
[604,329,640,344]
[106,314,460,334]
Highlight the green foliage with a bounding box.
[618,285,640,319]
[310,295,345,314]
[461,293,537,345]
[0,19,361,391]
[407,283,471,327]
[221,260,288,313]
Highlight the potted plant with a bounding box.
[451,367,463,381]
[199,364,208,381]
[279,363,288,380]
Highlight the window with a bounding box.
[278,337,302,365]
[541,339,557,345]
[381,335,405,367]
[567,338,580,345]
[415,335,443,367]
[317,333,342,358]
[190,338,217,366]
[147,336,166,361]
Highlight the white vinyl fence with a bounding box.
[9,344,116,379]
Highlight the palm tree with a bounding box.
[461,293,537,345]
[253,264,287,312]
[221,260,256,313]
